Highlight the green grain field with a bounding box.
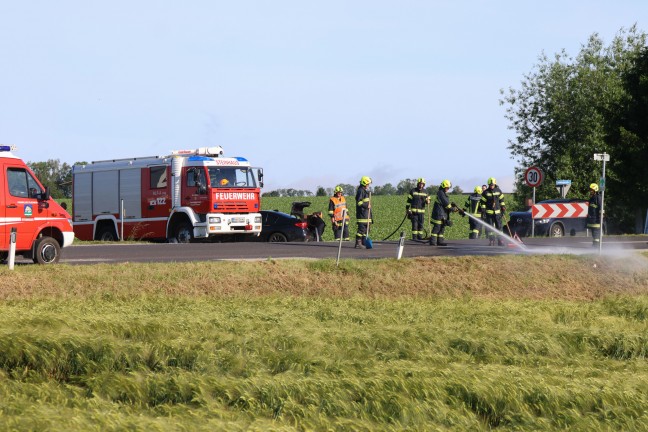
[2,253,648,431]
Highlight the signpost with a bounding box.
[525,166,544,237]
[593,153,609,254]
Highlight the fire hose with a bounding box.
[382,213,409,241]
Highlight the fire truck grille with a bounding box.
[216,203,252,212]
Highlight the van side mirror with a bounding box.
[258,169,264,188]
[40,186,51,201]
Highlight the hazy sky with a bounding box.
[1,1,646,192]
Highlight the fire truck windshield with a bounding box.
[207,167,258,188]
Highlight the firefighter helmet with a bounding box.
[220,178,229,186]
[487,177,497,185]
[360,176,372,186]
[417,177,426,184]
[440,179,451,189]
[334,185,343,193]
[589,183,599,192]
[474,186,482,194]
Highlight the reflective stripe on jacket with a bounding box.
[464,193,482,215]
[481,186,505,215]
[431,189,452,222]
[406,188,429,213]
[355,186,371,222]
[587,192,602,226]
[328,196,350,222]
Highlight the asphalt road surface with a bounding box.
[44,235,648,265]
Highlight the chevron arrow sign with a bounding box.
[532,202,589,219]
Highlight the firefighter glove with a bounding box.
[457,208,466,217]
[446,219,453,227]
[501,206,506,214]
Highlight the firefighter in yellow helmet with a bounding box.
[406,177,430,241]
[587,183,602,247]
[355,176,372,248]
[464,186,483,239]
[480,177,506,246]
[328,185,350,241]
[429,179,458,246]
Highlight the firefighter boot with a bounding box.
[428,236,437,246]
[355,239,364,249]
[469,232,477,240]
[488,237,495,246]
[437,237,448,246]
[417,234,423,241]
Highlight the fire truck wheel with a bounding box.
[32,236,61,264]
[96,226,118,241]
[175,222,194,244]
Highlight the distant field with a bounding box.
[1,255,648,430]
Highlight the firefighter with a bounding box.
[406,178,430,240]
[355,176,372,249]
[481,177,506,246]
[328,185,350,241]
[429,179,457,246]
[587,183,602,247]
[464,186,483,239]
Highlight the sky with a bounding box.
[1,1,646,193]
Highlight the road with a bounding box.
[49,235,648,265]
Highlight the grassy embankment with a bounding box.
[2,253,648,430]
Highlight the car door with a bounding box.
[4,165,47,250]
[0,160,6,250]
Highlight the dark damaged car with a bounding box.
[506,199,593,238]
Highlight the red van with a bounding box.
[0,146,74,264]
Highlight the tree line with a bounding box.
[25,161,466,200]
[262,180,464,198]
[501,25,648,233]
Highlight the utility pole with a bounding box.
[593,153,609,255]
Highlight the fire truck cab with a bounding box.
[0,145,74,264]
[72,146,264,242]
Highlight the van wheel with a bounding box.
[96,226,118,241]
[32,236,61,264]
[175,222,194,244]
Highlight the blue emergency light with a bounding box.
[0,145,16,152]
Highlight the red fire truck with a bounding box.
[0,145,74,264]
[72,146,263,242]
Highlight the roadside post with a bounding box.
[524,166,544,237]
[397,231,405,259]
[8,227,17,270]
[594,153,609,255]
[120,199,125,241]
[335,209,347,267]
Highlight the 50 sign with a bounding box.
[525,166,544,188]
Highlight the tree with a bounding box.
[374,183,397,195]
[396,179,416,195]
[606,46,648,231]
[315,186,327,197]
[27,159,72,198]
[451,185,464,194]
[339,184,356,196]
[500,26,647,232]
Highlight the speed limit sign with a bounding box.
[525,166,544,187]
